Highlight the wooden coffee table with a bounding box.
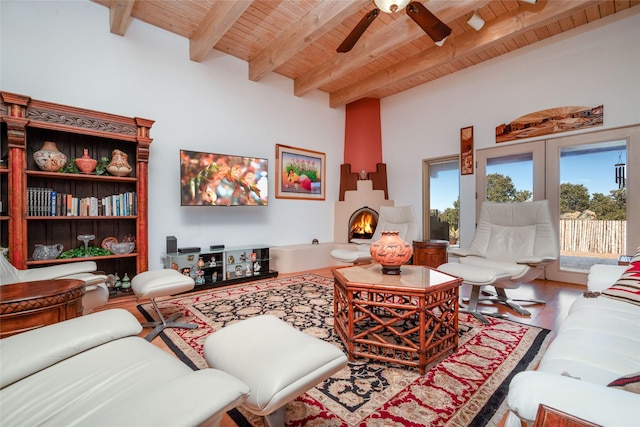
[332,264,462,374]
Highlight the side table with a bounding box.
[0,279,85,338]
[413,240,448,268]
[618,254,632,266]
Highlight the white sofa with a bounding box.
[0,308,347,427]
[0,309,250,426]
[506,264,640,426]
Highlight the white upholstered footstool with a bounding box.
[204,315,348,427]
[132,269,197,341]
[438,262,512,324]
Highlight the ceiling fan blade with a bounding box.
[337,8,380,53]
[406,2,451,45]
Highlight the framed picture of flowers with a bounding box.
[275,144,325,200]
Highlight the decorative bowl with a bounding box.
[101,236,118,250]
[109,242,135,255]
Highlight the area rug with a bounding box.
[138,274,550,427]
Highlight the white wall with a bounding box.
[3,2,639,270]
[381,10,640,245]
[0,1,345,269]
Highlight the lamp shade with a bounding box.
[374,0,411,13]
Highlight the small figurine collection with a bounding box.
[170,250,262,285]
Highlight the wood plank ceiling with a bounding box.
[94,0,640,108]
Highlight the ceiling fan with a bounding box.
[337,0,452,53]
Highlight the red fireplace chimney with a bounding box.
[344,98,382,174]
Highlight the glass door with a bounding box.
[476,126,639,285]
[546,127,639,284]
[476,141,545,218]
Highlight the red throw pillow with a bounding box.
[602,247,640,306]
[607,372,640,394]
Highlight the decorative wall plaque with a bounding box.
[496,105,603,143]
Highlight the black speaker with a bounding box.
[166,236,177,254]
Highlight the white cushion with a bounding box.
[438,262,511,286]
[131,269,195,299]
[459,256,529,278]
[485,224,535,261]
[204,315,347,416]
[587,264,628,291]
[0,309,141,388]
[0,309,250,426]
[1,336,249,426]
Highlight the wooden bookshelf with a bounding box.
[0,91,154,280]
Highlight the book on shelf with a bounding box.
[27,187,136,217]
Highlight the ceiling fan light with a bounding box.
[374,0,411,13]
[467,12,485,31]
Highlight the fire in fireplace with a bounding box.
[349,207,378,241]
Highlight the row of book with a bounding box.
[27,187,137,217]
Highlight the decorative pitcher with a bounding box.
[107,149,132,176]
[32,243,64,260]
[33,141,67,172]
[370,231,413,275]
[75,149,97,173]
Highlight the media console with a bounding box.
[164,245,277,292]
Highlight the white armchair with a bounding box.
[0,255,109,314]
[439,200,558,323]
[331,205,418,264]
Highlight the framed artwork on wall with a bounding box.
[461,126,474,175]
[275,144,326,200]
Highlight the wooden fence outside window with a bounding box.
[558,220,626,255]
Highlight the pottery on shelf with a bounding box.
[75,149,98,174]
[369,231,413,275]
[32,243,63,260]
[33,141,67,172]
[107,149,132,177]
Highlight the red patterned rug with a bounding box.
[138,274,550,427]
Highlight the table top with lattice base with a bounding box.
[332,264,462,375]
[333,263,460,292]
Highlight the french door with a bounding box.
[476,125,639,285]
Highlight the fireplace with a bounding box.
[333,180,393,244]
[348,207,378,241]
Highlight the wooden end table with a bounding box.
[332,264,462,374]
[413,239,448,268]
[0,279,85,338]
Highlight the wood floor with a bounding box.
[102,266,586,356]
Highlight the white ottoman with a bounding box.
[438,262,512,324]
[132,269,196,341]
[204,315,348,427]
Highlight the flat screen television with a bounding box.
[180,149,268,206]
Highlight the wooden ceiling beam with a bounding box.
[249,0,370,82]
[294,0,487,97]
[109,0,135,36]
[329,0,602,107]
[190,0,253,63]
